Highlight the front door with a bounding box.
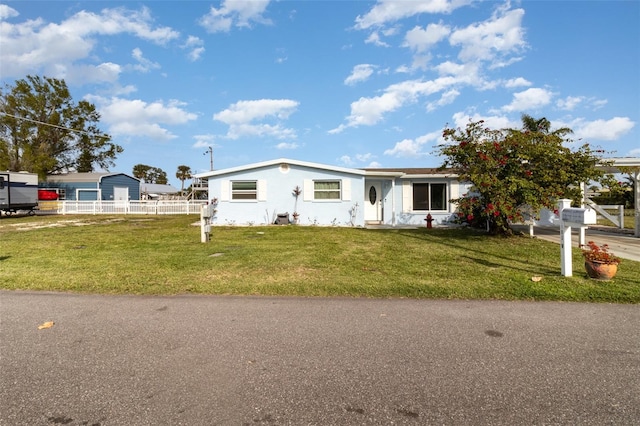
[364,182,382,223]
[113,186,129,209]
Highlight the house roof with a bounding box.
[47,172,139,183]
[194,158,461,179]
[194,158,368,178]
[362,167,458,178]
[140,183,179,194]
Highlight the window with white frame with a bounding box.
[231,181,257,200]
[412,183,447,211]
[314,180,341,200]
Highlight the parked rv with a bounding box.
[0,172,39,216]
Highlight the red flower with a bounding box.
[467,214,474,221]
[493,211,500,217]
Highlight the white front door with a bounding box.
[113,186,128,208]
[364,182,382,223]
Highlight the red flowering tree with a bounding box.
[439,116,604,235]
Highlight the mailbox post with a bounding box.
[558,199,597,276]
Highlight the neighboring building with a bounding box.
[41,173,140,201]
[140,183,180,200]
[195,158,469,227]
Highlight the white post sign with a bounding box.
[558,199,597,277]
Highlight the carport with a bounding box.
[597,157,640,237]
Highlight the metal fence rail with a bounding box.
[56,200,207,215]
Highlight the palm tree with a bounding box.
[176,165,192,196]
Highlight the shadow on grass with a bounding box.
[393,228,557,273]
[0,256,10,261]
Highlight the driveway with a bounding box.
[512,225,640,262]
[1,291,639,425]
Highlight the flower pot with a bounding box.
[584,261,618,280]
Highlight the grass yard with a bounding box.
[1,214,639,302]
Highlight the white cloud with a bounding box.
[451,111,518,132]
[403,23,450,53]
[199,0,272,33]
[427,89,460,112]
[566,117,635,141]
[339,153,376,165]
[384,131,440,158]
[502,87,553,112]
[0,6,179,83]
[276,142,299,150]
[87,96,197,141]
[356,153,375,162]
[339,155,355,166]
[504,77,531,88]
[182,36,205,61]
[132,48,160,73]
[213,99,299,140]
[330,77,457,132]
[192,134,216,149]
[364,32,390,47]
[345,64,376,86]
[628,147,640,156]
[556,96,584,111]
[449,7,526,67]
[355,0,471,30]
[0,4,19,19]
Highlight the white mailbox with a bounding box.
[560,207,597,225]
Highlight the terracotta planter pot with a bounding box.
[584,261,618,280]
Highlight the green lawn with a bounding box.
[1,214,639,302]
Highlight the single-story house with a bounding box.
[194,158,469,227]
[41,173,140,201]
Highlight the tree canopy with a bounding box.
[438,115,605,235]
[132,164,168,184]
[0,75,122,180]
[175,165,192,194]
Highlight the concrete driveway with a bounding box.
[513,225,640,263]
[1,291,639,425]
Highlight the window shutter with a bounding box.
[257,180,267,201]
[220,180,229,201]
[342,179,351,201]
[303,179,313,201]
[402,181,411,213]
[448,180,459,212]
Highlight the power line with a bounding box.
[0,111,109,139]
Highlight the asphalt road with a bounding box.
[1,292,639,425]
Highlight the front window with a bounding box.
[314,180,340,200]
[413,183,447,211]
[231,181,257,200]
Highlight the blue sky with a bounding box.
[1,0,638,186]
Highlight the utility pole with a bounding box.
[204,146,213,170]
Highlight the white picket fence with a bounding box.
[54,200,208,215]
